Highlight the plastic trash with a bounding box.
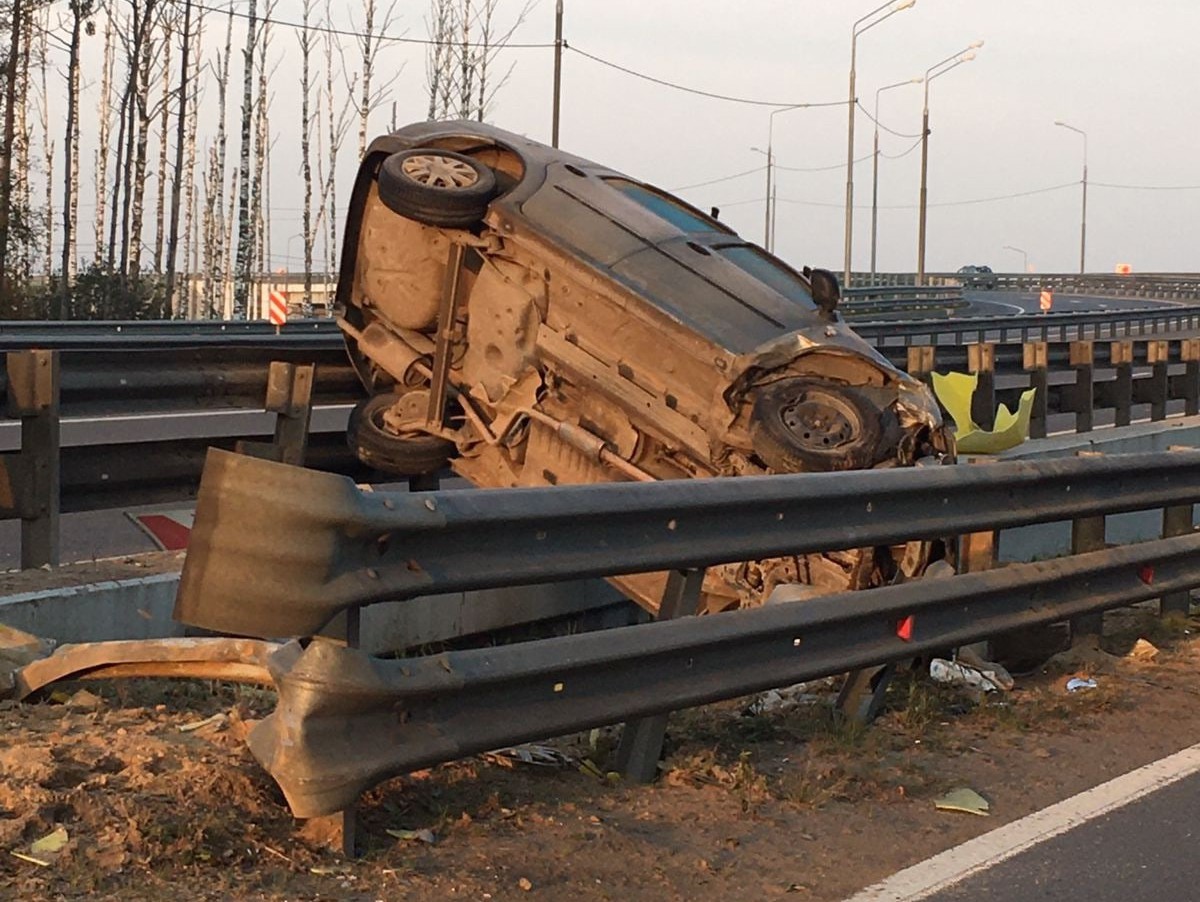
[1066,677,1098,693]
[929,658,1009,694]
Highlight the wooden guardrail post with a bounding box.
[905,345,935,384]
[1111,341,1134,427]
[967,342,996,431]
[1161,502,1194,618]
[1147,340,1169,421]
[1069,341,1095,433]
[616,568,704,783]
[1069,513,1107,645]
[1182,339,1200,417]
[236,361,315,466]
[1023,341,1049,439]
[2,350,61,569]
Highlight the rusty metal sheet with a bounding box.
[12,636,280,700]
[176,446,1200,640]
[246,531,1200,817]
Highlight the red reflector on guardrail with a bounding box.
[896,615,914,641]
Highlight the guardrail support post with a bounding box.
[615,568,704,783]
[905,345,935,384]
[1069,514,1106,644]
[1161,500,1193,618]
[1069,341,1095,433]
[1111,341,1133,427]
[1148,340,1169,422]
[967,343,996,431]
[236,361,315,466]
[1182,339,1200,417]
[339,605,362,858]
[1022,342,1049,439]
[3,350,61,569]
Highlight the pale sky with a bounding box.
[51,1,1200,276]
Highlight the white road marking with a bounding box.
[843,740,1200,901]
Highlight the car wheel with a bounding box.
[749,378,881,472]
[347,391,456,476]
[377,148,497,228]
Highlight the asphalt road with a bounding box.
[959,290,1184,318]
[848,744,1200,902]
[925,772,1200,901]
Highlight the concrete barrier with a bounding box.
[0,565,631,652]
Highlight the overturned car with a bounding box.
[336,121,953,614]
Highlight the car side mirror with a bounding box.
[803,266,841,315]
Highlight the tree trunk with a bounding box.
[231,0,257,320]
[94,11,115,266]
[299,0,314,314]
[164,0,192,315]
[153,15,173,273]
[58,1,90,317]
[0,0,25,302]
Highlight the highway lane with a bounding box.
[848,742,1200,902]
[959,290,1186,318]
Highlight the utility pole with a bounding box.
[551,0,563,147]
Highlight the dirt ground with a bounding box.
[3,606,1200,902]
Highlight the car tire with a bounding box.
[749,378,881,472]
[347,392,456,476]
[377,148,497,228]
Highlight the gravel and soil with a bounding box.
[2,605,1200,901]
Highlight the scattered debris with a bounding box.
[1066,677,1098,693]
[934,788,990,816]
[65,689,104,710]
[746,684,826,715]
[518,877,533,891]
[930,659,1005,695]
[310,864,354,876]
[1127,639,1160,662]
[483,744,572,768]
[385,828,436,844]
[178,712,228,733]
[30,826,69,857]
[10,851,50,867]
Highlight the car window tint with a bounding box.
[605,179,730,234]
[714,245,818,310]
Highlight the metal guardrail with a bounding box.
[0,351,367,568]
[858,272,1200,302]
[0,318,342,351]
[173,447,1200,818]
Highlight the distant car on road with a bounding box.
[957,264,998,289]
[335,119,953,613]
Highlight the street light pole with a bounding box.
[870,77,921,284]
[843,0,915,290]
[1003,244,1028,272]
[754,103,813,253]
[916,42,982,286]
[551,0,564,147]
[1055,120,1088,273]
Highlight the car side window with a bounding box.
[713,244,818,311]
[604,178,732,235]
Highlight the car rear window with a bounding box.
[605,179,731,235]
[714,245,818,310]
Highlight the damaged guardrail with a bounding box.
[173,448,1200,817]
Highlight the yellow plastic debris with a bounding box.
[934,787,990,816]
[30,826,69,856]
[931,371,1035,455]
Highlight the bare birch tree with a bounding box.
[201,10,233,317]
[153,11,172,272]
[425,0,532,121]
[179,6,203,316]
[352,0,400,160]
[164,0,193,315]
[297,0,315,314]
[93,10,114,266]
[231,0,257,319]
[58,0,94,315]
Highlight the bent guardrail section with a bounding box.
[173,448,1200,817]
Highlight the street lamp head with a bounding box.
[910,77,924,84]
[893,0,916,10]
[968,39,984,49]
[959,50,977,62]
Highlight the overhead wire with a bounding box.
[855,101,922,139]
